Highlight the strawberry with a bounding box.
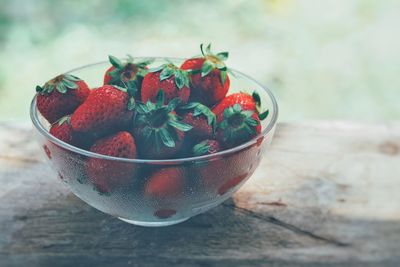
[217,173,249,195]
[212,92,268,148]
[36,74,90,123]
[144,167,185,219]
[191,139,223,190]
[192,139,255,196]
[86,131,137,193]
[141,63,190,104]
[144,167,185,199]
[154,209,177,219]
[103,55,151,101]
[49,116,75,145]
[216,104,261,148]
[70,85,135,135]
[133,90,192,159]
[43,144,52,159]
[179,102,216,142]
[212,92,269,123]
[218,144,261,195]
[181,44,230,106]
[49,116,93,149]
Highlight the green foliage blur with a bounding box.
[0,0,399,122]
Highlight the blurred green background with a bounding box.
[0,0,399,122]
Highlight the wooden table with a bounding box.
[1,121,399,267]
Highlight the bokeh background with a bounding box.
[0,0,399,122]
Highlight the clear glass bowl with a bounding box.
[30,57,278,227]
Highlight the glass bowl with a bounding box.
[30,57,278,227]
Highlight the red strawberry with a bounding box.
[218,144,261,195]
[144,167,185,199]
[212,92,268,148]
[192,139,223,189]
[70,85,135,135]
[216,104,261,148]
[180,102,216,142]
[49,116,75,144]
[49,116,93,149]
[213,92,269,122]
[36,74,90,123]
[103,55,151,101]
[217,173,249,195]
[192,139,255,196]
[144,167,186,219]
[141,63,190,104]
[86,131,137,193]
[154,209,177,219]
[212,92,257,122]
[133,90,192,159]
[43,144,52,159]
[181,44,230,106]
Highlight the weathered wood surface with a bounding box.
[0,121,399,267]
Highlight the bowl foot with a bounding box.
[118,217,190,227]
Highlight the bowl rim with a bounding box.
[30,57,278,164]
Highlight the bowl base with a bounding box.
[118,217,190,227]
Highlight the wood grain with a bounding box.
[0,121,399,267]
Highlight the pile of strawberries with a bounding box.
[36,44,268,205]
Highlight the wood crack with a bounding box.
[222,203,349,247]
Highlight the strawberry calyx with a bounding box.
[251,91,269,120]
[219,104,259,143]
[108,55,152,79]
[135,90,192,151]
[193,43,230,85]
[55,115,71,126]
[36,74,81,95]
[107,55,153,97]
[149,63,190,90]
[109,85,136,111]
[192,139,220,156]
[179,102,217,133]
